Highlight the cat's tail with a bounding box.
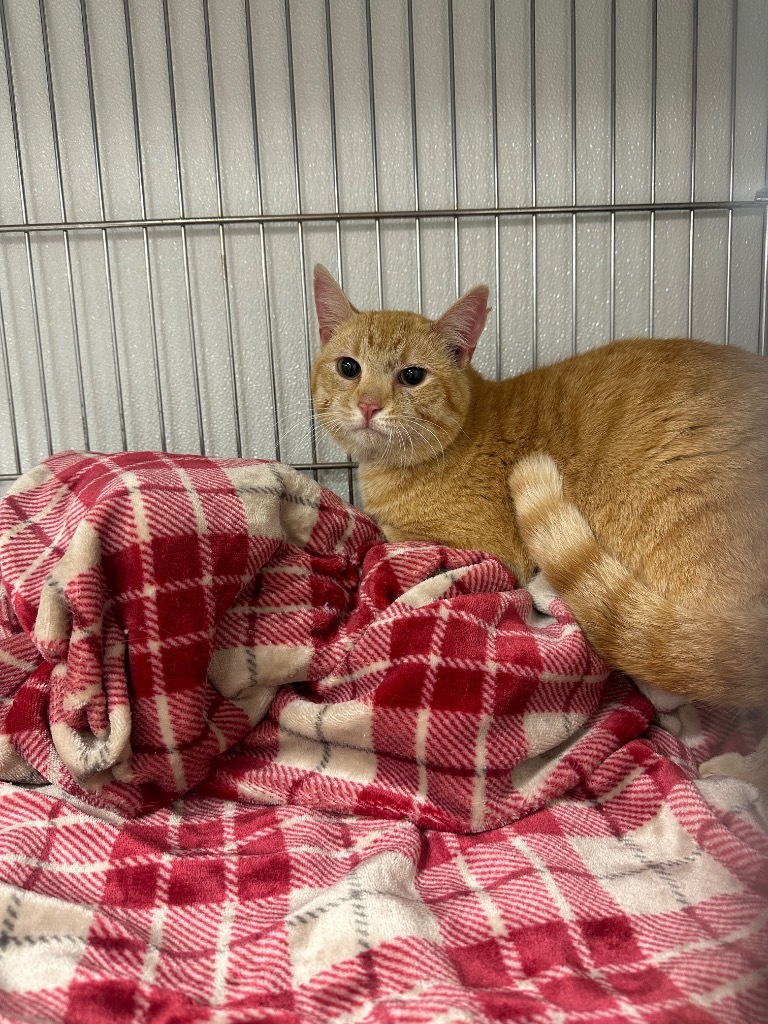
[508,452,768,709]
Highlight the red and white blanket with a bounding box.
[0,451,766,1023]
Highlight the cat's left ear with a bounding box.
[314,264,358,344]
[433,285,490,367]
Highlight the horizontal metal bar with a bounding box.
[291,461,359,472]
[0,460,359,484]
[0,200,763,235]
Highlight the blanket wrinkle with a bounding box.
[0,453,766,1021]
[0,453,380,812]
[0,770,764,1023]
[0,450,654,824]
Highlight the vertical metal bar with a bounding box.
[0,0,52,456]
[529,0,538,366]
[0,284,21,474]
[284,0,318,478]
[648,0,658,337]
[38,0,90,449]
[364,0,383,307]
[490,0,501,380]
[759,100,768,357]
[724,0,738,346]
[161,0,205,454]
[760,200,768,356]
[243,0,281,462]
[610,0,616,341]
[202,0,242,456]
[687,0,699,338]
[79,0,127,451]
[324,0,353,502]
[324,0,343,289]
[123,0,166,450]
[406,0,423,313]
[570,0,577,356]
[447,0,459,298]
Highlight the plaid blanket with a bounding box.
[0,451,766,1022]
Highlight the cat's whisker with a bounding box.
[397,417,448,473]
[405,426,444,475]
[391,422,415,471]
[274,410,322,446]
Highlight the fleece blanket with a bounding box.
[0,451,766,1023]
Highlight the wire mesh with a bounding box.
[0,0,766,501]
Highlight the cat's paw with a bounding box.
[508,452,563,517]
[700,747,768,791]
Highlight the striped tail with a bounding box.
[507,452,768,710]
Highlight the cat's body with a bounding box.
[311,265,768,782]
[363,337,768,616]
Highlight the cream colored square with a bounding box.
[395,565,474,609]
[276,699,377,783]
[210,643,313,695]
[570,803,744,917]
[522,710,588,757]
[224,463,320,546]
[0,885,93,992]
[288,851,440,986]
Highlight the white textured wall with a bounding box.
[0,0,767,500]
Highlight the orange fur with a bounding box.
[310,266,768,781]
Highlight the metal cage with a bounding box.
[1,0,767,503]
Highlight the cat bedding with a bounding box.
[0,451,765,1022]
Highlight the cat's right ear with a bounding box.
[314,265,357,344]
[433,285,490,367]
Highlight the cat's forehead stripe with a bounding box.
[356,311,436,367]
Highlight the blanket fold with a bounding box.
[0,453,380,813]
[0,453,766,1022]
[2,450,650,826]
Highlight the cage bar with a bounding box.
[161,0,205,454]
[323,0,353,502]
[363,0,383,309]
[202,0,242,456]
[243,0,281,465]
[79,0,127,451]
[447,0,459,298]
[648,0,658,337]
[688,0,699,339]
[123,0,166,451]
[0,0,764,495]
[406,0,423,314]
[283,0,319,480]
[570,0,577,356]
[610,0,616,342]
[529,0,538,366]
[724,0,739,346]
[0,0,53,458]
[489,0,500,380]
[38,0,90,450]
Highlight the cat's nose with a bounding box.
[358,401,382,425]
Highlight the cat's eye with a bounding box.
[398,366,426,387]
[337,357,361,379]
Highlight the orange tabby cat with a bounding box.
[310,264,768,785]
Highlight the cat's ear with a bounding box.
[433,285,490,367]
[314,264,357,344]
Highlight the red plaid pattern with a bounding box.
[0,753,765,1023]
[0,450,645,826]
[0,452,380,813]
[0,452,766,1021]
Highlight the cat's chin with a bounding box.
[342,428,390,460]
[335,430,402,467]
[330,420,439,469]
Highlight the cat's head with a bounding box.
[310,265,489,468]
